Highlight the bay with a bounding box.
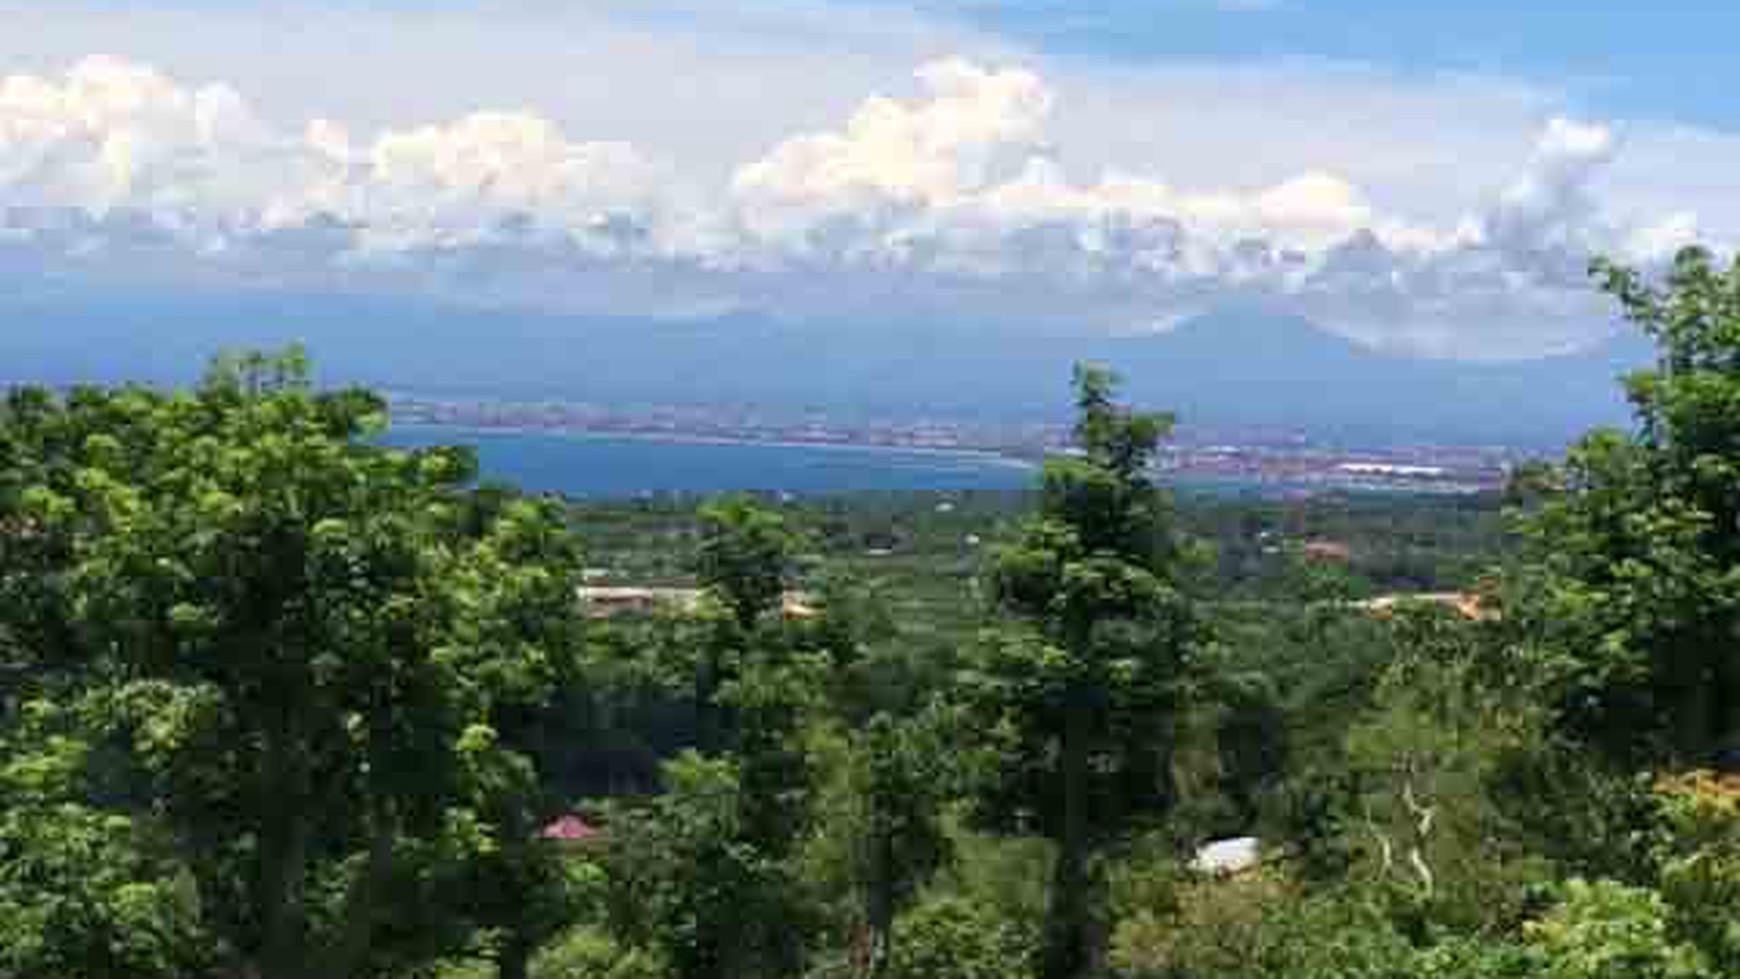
[378,425,1037,497]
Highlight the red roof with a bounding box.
[541,815,600,842]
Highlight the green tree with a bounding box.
[1504,247,1740,768]
[0,701,212,979]
[961,364,1205,979]
[839,710,955,976]
[799,569,900,722]
[690,495,803,752]
[0,351,587,979]
[883,895,1038,979]
[1652,771,1740,973]
[605,598,830,978]
[1344,605,1556,937]
[592,493,837,979]
[1526,878,1711,979]
[696,495,799,635]
[605,657,828,979]
[603,752,803,979]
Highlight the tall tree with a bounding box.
[696,495,799,635]
[0,350,587,979]
[1504,247,1740,768]
[961,364,1205,979]
[840,710,954,978]
[605,495,828,979]
[605,643,827,979]
[604,752,794,979]
[690,495,802,752]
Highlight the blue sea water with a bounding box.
[378,425,1037,497]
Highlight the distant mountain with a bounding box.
[1088,313,1651,445]
[0,292,1651,446]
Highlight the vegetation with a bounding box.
[3,246,1740,978]
[0,350,587,978]
[961,365,1205,978]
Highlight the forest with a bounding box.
[2,249,1738,979]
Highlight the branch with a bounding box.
[324,801,398,978]
[1362,800,1395,876]
[1400,778,1436,896]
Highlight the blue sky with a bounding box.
[886,0,1737,128]
[611,0,1736,126]
[1,0,1736,358]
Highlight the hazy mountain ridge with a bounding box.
[0,294,1649,445]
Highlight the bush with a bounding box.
[1412,937,1537,978]
[533,926,665,979]
[884,895,1038,979]
[1526,878,1710,979]
[1654,772,1740,973]
[1110,870,1417,979]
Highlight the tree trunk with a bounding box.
[697,646,724,753]
[255,823,309,979]
[1716,644,1740,771]
[323,805,397,979]
[864,819,895,978]
[1042,697,1095,979]
[256,723,311,979]
[679,934,723,979]
[1672,647,1718,765]
[498,931,532,979]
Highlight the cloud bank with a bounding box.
[0,55,1716,356]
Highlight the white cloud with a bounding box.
[735,58,1052,210]
[0,50,1733,357]
[711,60,1668,353]
[329,113,679,255]
[1485,117,1615,254]
[726,59,1408,268]
[0,56,696,261]
[0,57,288,222]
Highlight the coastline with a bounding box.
[386,421,1042,471]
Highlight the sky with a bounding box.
[2,0,1736,359]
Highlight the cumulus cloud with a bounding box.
[716,60,1668,350]
[318,113,681,255]
[1484,118,1614,255]
[0,54,1721,356]
[733,59,1051,214]
[727,58,1390,265]
[0,57,688,260]
[0,57,299,226]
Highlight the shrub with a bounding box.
[1525,878,1710,979]
[884,895,1038,979]
[533,926,665,979]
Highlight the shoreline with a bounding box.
[382,424,1490,498]
[386,421,1042,471]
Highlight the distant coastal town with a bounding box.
[387,393,1526,495]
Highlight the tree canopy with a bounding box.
[0,349,587,979]
[7,249,1740,979]
[1505,247,1740,768]
[963,364,1206,979]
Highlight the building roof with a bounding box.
[1191,837,1262,876]
[542,814,601,842]
[1358,591,1490,620]
[576,586,817,619]
[1300,539,1352,562]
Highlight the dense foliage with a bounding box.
[0,351,588,978]
[4,246,1740,978]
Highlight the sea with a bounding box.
[378,425,1039,498]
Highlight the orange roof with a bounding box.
[1358,592,1491,621]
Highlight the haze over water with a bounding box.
[381,425,1037,497]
